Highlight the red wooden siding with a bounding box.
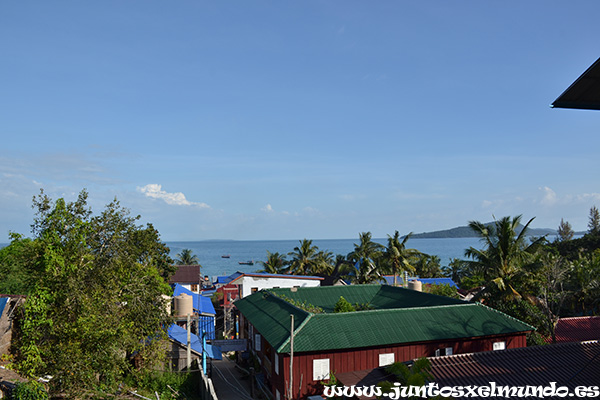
[240,314,527,399]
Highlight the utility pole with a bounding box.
[288,314,294,400]
[187,313,191,370]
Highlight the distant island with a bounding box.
[408,223,558,239]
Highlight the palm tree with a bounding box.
[175,248,199,265]
[287,239,321,275]
[346,232,385,284]
[383,231,417,286]
[464,215,544,302]
[347,232,384,267]
[257,251,287,274]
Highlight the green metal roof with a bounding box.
[234,285,534,354]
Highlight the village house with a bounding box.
[215,271,323,299]
[234,284,534,399]
[169,265,208,293]
[335,340,600,400]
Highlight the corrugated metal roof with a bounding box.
[336,341,600,398]
[552,57,600,110]
[546,316,600,343]
[429,340,600,389]
[167,324,222,360]
[235,286,533,354]
[173,284,216,315]
[269,284,464,313]
[169,265,202,284]
[234,290,310,351]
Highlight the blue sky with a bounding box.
[1,1,599,241]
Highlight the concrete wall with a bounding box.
[238,276,321,298]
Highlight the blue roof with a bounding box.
[215,271,244,285]
[0,298,7,317]
[382,276,457,288]
[167,324,222,360]
[173,284,216,315]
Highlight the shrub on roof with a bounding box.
[333,296,356,313]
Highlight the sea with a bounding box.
[166,237,486,280]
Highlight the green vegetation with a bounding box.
[272,292,324,314]
[8,189,175,397]
[124,370,201,400]
[174,248,200,265]
[333,296,355,313]
[10,381,49,400]
[259,207,600,344]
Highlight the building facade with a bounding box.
[235,285,533,399]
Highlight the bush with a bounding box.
[11,381,49,400]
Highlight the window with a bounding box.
[313,359,330,381]
[274,353,279,375]
[434,349,441,357]
[251,287,258,293]
[276,389,280,400]
[255,334,262,352]
[191,284,198,292]
[493,341,506,351]
[445,347,453,356]
[378,353,395,366]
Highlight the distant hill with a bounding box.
[409,223,557,239]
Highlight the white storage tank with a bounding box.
[173,293,193,316]
[408,279,422,292]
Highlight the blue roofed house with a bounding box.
[172,284,216,340]
[167,323,222,371]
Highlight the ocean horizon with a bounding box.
[166,237,486,280]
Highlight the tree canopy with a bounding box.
[12,189,174,396]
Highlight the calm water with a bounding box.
[166,237,484,279]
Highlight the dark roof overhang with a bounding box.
[552,57,600,110]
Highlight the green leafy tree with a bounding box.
[333,296,356,313]
[463,215,544,304]
[423,283,460,299]
[557,218,575,242]
[13,189,173,396]
[258,251,287,274]
[174,248,199,265]
[383,231,417,286]
[11,381,49,400]
[378,358,438,399]
[410,253,444,278]
[0,234,36,295]
[588,206,600,235]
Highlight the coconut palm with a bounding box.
[383,231,417,286]
[464,215,544,302]
[347,232,384,267]
[257,251,287,274]
[175,248,199,265]
[287,239,321,275]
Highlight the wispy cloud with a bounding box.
[539,186,558,206]
[261,204,274,212]
[137,184,210,208]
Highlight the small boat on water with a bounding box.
[221,255,231,258]
[238,260,254,265]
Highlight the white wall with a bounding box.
[239,276,321,298]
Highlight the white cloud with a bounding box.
[539,186,558,206]
[261,204,274,212]
[137,184,210,208]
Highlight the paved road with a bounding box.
[211,358,254,400]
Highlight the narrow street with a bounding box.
[211,358,254,400]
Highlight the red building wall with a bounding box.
[239,314,528,399]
